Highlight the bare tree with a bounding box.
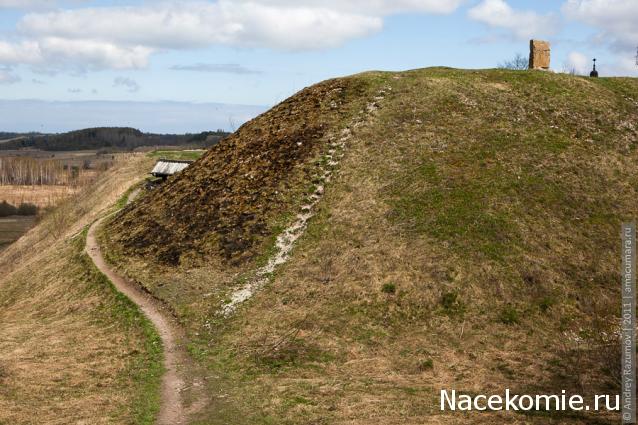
[498,53,528,70]
[561,65,578,76]
[0,157,64,185]
[228,116,237,133]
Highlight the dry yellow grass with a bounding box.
[0,185,78,208]
[0,153,162,424]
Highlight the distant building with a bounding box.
[151,159,193,180]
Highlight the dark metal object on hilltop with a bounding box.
[590,58,599,78]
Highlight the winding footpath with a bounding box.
[85,214,190,424]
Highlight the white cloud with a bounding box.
[170,63,261,74]
[0,0,463,72]
[468,0,559,40]
[563,0,638,51]
[609,56,638,76]
[41,38,152,69]
[0,69,20,84]
[17,2,383,51]
[562,51,589,74]
[562,1,638,76]
[235,0,464,15]
[0,37,152,71]
[114,76,140,93]
[0,0,55,9]
[0,40,42,64]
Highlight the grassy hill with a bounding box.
[3,67,636,424]
[100,68,638,424]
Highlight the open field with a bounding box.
[0,216,35,250]
[0,148,200,219]
[147,149,207,161]
[0,149,115,167]
[0,185,79,208]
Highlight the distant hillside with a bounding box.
[0,132,21,140]
[0,127,229,151]
[101,68,637,424]
[0,132,42,143]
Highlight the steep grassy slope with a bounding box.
[0,154,162,424]
[108,78,373,265]
[103,68,637,424]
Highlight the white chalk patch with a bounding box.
[221,89,389,317]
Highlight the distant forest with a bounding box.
[0,127,229,151]
[0,132,41,140]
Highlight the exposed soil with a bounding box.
[107,77,370,265]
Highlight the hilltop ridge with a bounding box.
[101,67,637,424]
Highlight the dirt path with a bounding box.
[86,217,192,424]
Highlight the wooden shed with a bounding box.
[151,159,193,180]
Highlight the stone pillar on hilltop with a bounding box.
[529,40,550,70]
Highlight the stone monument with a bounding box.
[528,40,550,70]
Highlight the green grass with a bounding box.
[498,305,520,325]
[418,358,434,371]
[113,182,142,210]
[80,180,164,423]
[71,229,163,424]
[381,282,397,294]
[147,149,206,161]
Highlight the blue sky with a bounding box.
[0,0,636,132]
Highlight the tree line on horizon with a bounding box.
[0,127,229,152]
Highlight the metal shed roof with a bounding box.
[151,159,192,176]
